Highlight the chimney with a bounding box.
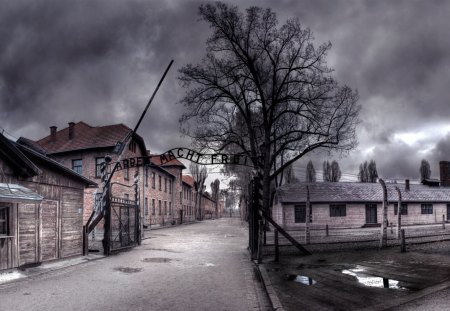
[405,179,410,191]
[440,161,450,187]
[68,122,75,139]
[50,126,57,141]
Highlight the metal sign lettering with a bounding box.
[110,148,252,171]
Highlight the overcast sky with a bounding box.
[1,0,450,185]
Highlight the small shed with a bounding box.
[0,133,96,270]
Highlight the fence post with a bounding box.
[326,224,329,237]
[257,220,263,264]
[305,186,311,245]
[400,229,406,253]
[274,229,279,262]
[443,215,446,230]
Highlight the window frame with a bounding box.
[95,157,105,178]
[330,204,346,217]
[144,197,148,216]
[294,204,306,223]
[152,199,155,215]
[0,206,9,236]
[394,203,408,215]
[421,203,433,215]
[151,172,155,189]
[72,159,83,175]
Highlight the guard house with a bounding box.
[0,133,95,270]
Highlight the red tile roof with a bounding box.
[182,175,194,187]
[36,122,132,154]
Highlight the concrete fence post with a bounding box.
[443,215,446,230]
[400,229,406,253]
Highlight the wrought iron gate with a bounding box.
[109,182,139,252]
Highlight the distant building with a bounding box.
[0,132,95,270]
[273,179,450,230]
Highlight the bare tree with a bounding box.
[179,3,360,215]
[211,179,220,218]
[323,161,331,182]
[330,160,341,182]
[190,163,208,220]
[305,160,316,182]
[359,160,378,183]
[368,160,378,183]
[420,159,431,181]
[358,161,369,182]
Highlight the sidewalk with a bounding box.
[257,240,450,310]
[0,253,105,286]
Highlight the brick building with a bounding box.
[30,122,147,237]
[273,180,450,230]
[147,155,186,226]
[181,175,195,223]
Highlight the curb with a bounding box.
[257,263,285,311]
[0,254,105,287]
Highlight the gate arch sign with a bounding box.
[111,148,252,171]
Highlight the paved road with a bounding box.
[0,218,271,311]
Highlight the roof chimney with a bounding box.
[440,161,450,187]
[405,179,410,191]
[68,122,75,139]
[50,126,57,141]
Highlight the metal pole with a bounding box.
[274,229,279,262]
[257,219,263,264]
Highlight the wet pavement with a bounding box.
[0,218,272,311]
[261,241,450,310]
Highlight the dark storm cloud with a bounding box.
[0,0,204,152]
[1,0,450,178]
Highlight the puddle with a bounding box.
[142,258,172,263]
[286,274,317,285]
[114,267,142,273]
[143,248,181,253]
[224,234,236,238]
[341,265,409,290]
[203,263,215,267]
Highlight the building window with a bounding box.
[158,200,162,215]
[128,141,137,153]
[72,159,82,175]
[158,175,162,191]
[152,172,155,189]
[394,203,408,215]
[0,206,8,235]
[164,201,167,215]
[330,204,346,217]
[169,180,172,194]
[124,167,129,180]
[95,157,105,178]
[145,167,148,187]
[169,202,172,215]
[164,178,167,192]
[421,204,433,214]
[294,204,306,223]
[124,193,129,201]
[152,199,155,215]
[144,198,148,216]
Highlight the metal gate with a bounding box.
[109,182,139,252]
